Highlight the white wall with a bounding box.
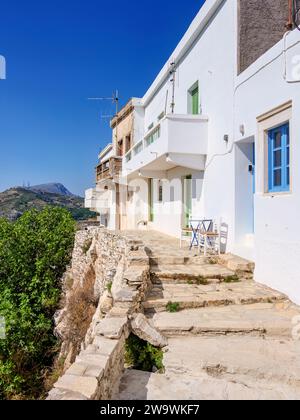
[235,29,300,304]
[149,168,204,238]
[139,0,236,250]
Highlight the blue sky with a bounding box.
[0,0,204,196]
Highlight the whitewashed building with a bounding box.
[86,0,300,304]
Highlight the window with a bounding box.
[133,141,143,156]
[158,181,163,202]
[145,125,160,147]
[158,111,165,121]
[188,82,199,115]
[268,123,290,192]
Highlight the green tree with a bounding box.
[0,207,76,399]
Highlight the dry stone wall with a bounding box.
[48,227,153,400]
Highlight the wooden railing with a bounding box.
[96,157,122,182]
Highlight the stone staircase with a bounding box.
[116,231,300,400]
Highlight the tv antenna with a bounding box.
[88,89,121,147]
[88,90,119,118]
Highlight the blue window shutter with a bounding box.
[268,123,290,193]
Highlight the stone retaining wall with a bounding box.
[47,227,151,400]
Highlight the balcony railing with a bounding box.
[123,114,208,174]
[85,188,112,212]
[96,156,122,182]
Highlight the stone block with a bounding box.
[54,374,99,399]
[96,316,128,339]
[47,388,88,400]
[92,336,119,354]
[66,362,104,380]
[131,313,168,348]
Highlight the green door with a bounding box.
[183,175,192,227]
[191,87,199,115]
[149,179,154,222]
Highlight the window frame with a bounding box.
[188,82,199,115]
[267,122,290,193]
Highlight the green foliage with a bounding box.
[125,334,164,372]
[106,281,113,293]
[0,207,76,399]
[166,301,180,313]
[196,276,209,285]
[223,275,240,283]
[68,207,97,221]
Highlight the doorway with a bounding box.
[148,179,154,222]
[183,175,192,227]
[235,140,255,254]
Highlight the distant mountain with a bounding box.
[0,187,96,222]
[28,183,75,197]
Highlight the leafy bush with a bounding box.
[0,207,76,399]
[125,334,164,372]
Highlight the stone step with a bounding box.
[164,336,300,390]
[151,301,298,338]
[115,366,300,400]
[150,264,238,284]
[149,255,208,267]
[143,282,286,313]
[218,253,255,274]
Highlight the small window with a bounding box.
[268,123,290,193]
[158,181,163,202]
[158,111,165,121]
[188,82,199,115]
[148,122,154,131]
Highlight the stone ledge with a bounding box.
[66,362,104,380]
[47,388,88,400]
[54,375,99,399]
[96,316,129,339]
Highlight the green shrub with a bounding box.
[125,334,164,372]
[0,207,76,399]
[166,301,180,313]
[106,281,113,293]
[223,275,240,283]
[196,276,209,285]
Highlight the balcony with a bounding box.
[96,156,122,182]
[85,187,112,213]
[123,114,208,177]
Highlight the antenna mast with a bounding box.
[170,62,176,114]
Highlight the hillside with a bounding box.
[0,187,96,221]
[28,182,74,196]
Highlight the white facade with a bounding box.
[86,0,300,304]
[234,29,300,304]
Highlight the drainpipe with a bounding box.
[287,0,294,30]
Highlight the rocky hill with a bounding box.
[0,186,96,221]
[28,182,74,197]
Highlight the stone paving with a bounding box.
[115,230,300,400]
[144,282,286,313]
